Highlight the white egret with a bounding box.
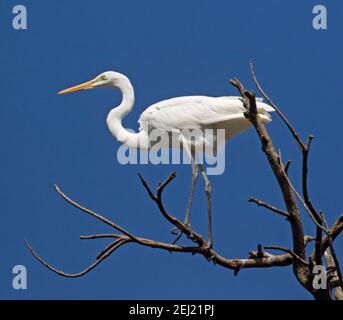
[58,71,274,248]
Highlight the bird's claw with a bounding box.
[171,224,194,245]
[171,227,181,236]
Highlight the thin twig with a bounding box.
[24,239,125,278]
[137,173,158,201]
[284,160,292,175]
[314,226,323,266]
[96,239,128,260]
[137,172,206,246]
[321,214,343,254]
[300,135,323,266]
[249,62,305,151]
[264,245,309,266]
[157,171,177,199]
[54,185,144,244]
[80,234,121,240]
[283,175,326,232]
[249,197,290,218]
[302,135,317,217]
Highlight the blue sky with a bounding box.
[1,0,342,299]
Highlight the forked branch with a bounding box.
[26,175,298,278]
[231,64,342,299]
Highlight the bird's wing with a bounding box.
[138,96,273,134]
[139,96,240,132]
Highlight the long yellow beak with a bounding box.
[58,79,95,94]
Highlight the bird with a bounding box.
[58,71,274,248]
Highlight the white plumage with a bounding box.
[140,95,273,134]
[59,71,274,151]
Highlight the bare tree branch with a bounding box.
[244,63,343,299]
[54,185,144,244]
[321,214,343,292]
[283,174,326,232]
[284,160,292,175]
[229,78,310,291]
[27,175,299,279]
[263,245,309,266]
[248,197,289,218]
[249,63,327,268]
[138,172,205,246]
[24,239,126,278]
[249,62,305,151]
[320,214,343,254]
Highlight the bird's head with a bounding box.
[58,71,126,94]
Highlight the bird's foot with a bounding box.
[171,223,191,235]
[171,224,193,245]
[171,226,181,236]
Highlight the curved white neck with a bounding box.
[106,75,148,149]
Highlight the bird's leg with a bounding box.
[172,155,199,243]
[184,153,199,228]
[171,137,199,244]
[197,162,213,249]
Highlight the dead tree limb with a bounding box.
[26,180,297,278]
[230,77,311,294]
[248,198,290,218]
